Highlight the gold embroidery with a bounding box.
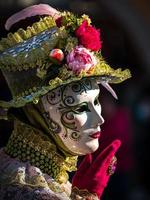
[71,187,99,200]
[5,120,77,184]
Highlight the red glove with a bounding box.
[72,139,121,199]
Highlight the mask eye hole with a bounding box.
[94,97,100,106]
[74,104,90,114]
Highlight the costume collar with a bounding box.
[5,119,77,184]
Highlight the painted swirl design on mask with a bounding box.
[70,132,81,141]
[43,79,94,140]
[58,79,93,140]
[43,112,61,133]
[71,79,92,94]
[63,96,75,106]
[61,110,81,141]
[61,111,77,131]
[47,88,61,105]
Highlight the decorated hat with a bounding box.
[0,4,131,108]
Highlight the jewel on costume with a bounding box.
[107,156,117,176]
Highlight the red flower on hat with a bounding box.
[55,16,63,27]
[75,20,102,51]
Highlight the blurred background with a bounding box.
[0,0,150,200]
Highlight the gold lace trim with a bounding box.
[5,120,77,184]
[0,16,56,52]
[0,60,131,108]
[0,27,70,72]
[17,59,131,97]
[71,187,99,200]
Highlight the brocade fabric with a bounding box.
[0,149,71,200]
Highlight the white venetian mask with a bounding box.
[41,79,104,155]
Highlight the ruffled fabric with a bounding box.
[0,16,56,52]
[0,149,71,200]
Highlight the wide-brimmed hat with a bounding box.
[0,4,131,108]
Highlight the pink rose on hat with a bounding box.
[66,46,97,74]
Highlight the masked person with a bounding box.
[0,4,131,200]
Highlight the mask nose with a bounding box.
[98,115,105,126]
[91,109,105,128]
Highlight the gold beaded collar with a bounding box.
[5,119,77,184]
